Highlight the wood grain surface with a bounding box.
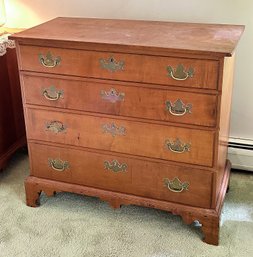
[19,45,219,89]
[26,107,215,167]
[21,74,218,127]
[11,17,244,56]
[29,142,213,208]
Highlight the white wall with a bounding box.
[4,0,253,140]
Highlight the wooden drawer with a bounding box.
[22,74,217,127]
[19,45,219,90]
[26,108,215,167]
[29,142,213,208]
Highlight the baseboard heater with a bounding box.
[228,137,253,171]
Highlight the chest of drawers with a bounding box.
[11,18,244,245]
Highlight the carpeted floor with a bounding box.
[0,151,253,257]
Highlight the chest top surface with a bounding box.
[11,17,244,57]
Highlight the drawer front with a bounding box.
[19,45,218,90]
[26,108,215,167]
[29,142,212,208]
[22,74,217,127]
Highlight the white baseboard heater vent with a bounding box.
[228,137,253,171]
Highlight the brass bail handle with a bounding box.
[165,138,191,154]
[39,52,61,68]
[164,177,189,193]
[48,158,69,172]
[42,86,63,101]
[43,90,61,101]
[167,64,194,81]
[45,120,67,133]
[166,99,192,116]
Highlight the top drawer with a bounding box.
[18,45,219,90]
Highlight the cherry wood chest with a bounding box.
[0,29,26,170]
[11,18,244,245]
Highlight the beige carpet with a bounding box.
[0,151,253,257]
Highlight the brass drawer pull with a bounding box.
[165,138,191,153]
[164,177,189,193]
[39,52,61,68]
[167,64,194,81]
[166,99,192,116]
[104,160,127,173]
[102,123,126,137]
[99,56,124,72]
[42,86,64,101]
[101,88,125,103]
[48,158,69,172]
[45,120,67,133]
